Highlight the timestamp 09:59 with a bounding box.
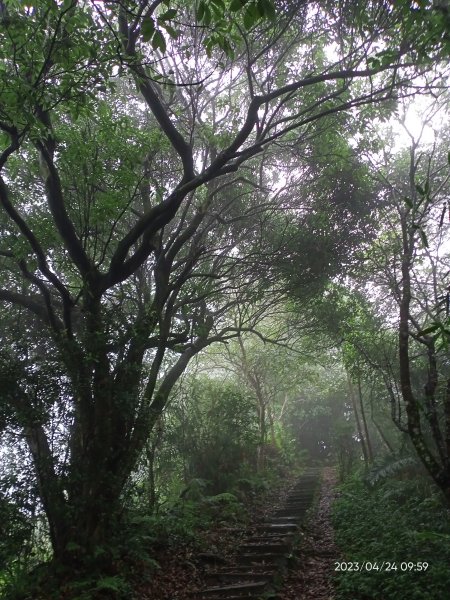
[334,561,429,572]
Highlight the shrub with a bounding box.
[332,472,450,599]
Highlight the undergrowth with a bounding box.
[332,471,450,600]
[0,471,280,599]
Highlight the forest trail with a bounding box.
[191,467,340,600]
[277,467,340,600]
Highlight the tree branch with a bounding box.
[37,143,94,279]
[0,174,74,331]
[0,288,60,326]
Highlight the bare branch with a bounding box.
[0,288,61,327]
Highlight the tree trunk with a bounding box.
[25,425,69,560]
[398,208,450,506]
[347,373,369,465]
[257,401,266,473]
[33,341,205,565]
[267,405,277,446]
[357,376,373,462]
[146,418,164,511]
[237,336,268,472]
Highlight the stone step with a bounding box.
[274,504,309,511]
[239,542,290,554]
[272,510,306,518]
[288,494,314,500]
[243,534,294,543]
[210,565,277,575]
[237,553,285,566]
[256,523,298,532]
[195,472,321,599]
[290,486,316,493]
[291,483,317,490]
[197,595,267,600]
[265,516,298,523]
[290,483,317,489]
[290,494,314,500]
[197,581,269,597]
[283,501,312,508]
[205,572,271,585]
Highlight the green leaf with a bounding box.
[196,0,212,24]
[95,575,127,593]
[415,183,425,196]
[256,0,265,17]
[367,57,382,70]
[197,0,206,21]
[210,0,226,17]
[221,38,234,58]
[404,196,413,208]
[230,0,247,12]
[161,23,179,39]
[243,3,258,28]
[141,17,155,42]
[203,3,212,25]
[259,0,276,20]
[410,530,450,542]
[65,541,82,552]
[205,39,213,58]
[152,29,167,53]
[158,8,177,21]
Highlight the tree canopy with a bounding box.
[0,0,449,597]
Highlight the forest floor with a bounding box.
[277,466,341,600]
[137,475,295,599]
[137,467,341,599]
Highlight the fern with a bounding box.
[409,530,450,543]
[179,478,209,501]
[365,456,419,487]
[95,575,128,593]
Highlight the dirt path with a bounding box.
[137,468,340,599]
[193,468,321,599]
[278,466,341,600]
[136,471,307,599]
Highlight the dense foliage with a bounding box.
[333,470,450,600]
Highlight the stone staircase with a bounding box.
[192,469,320,600]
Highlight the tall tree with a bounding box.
[354,99,450,501]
